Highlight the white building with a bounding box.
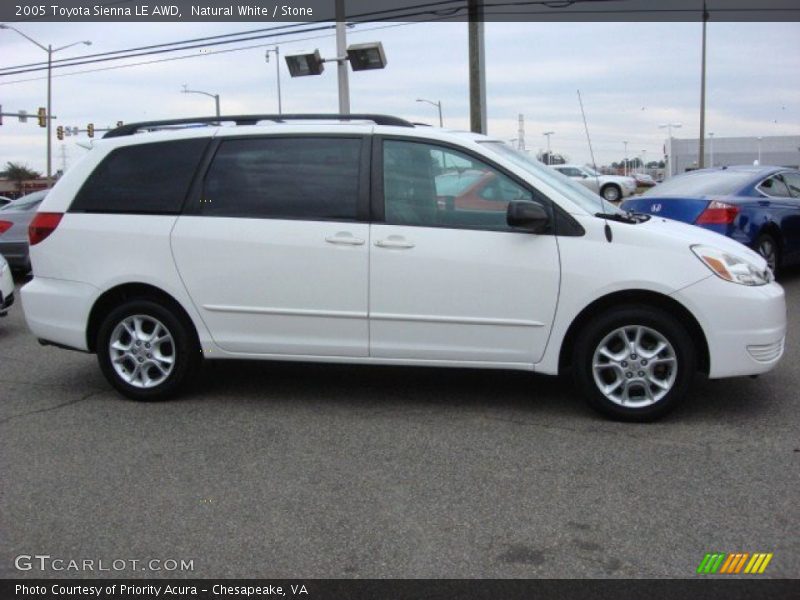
[665,135,800,176]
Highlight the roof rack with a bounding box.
[103,114,415,138]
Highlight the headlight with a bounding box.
[691,245,771,286]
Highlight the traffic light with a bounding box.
[56,126,64,140]
[87,123,95,138]
[37,107,47,127]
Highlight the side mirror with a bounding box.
[506,201,549,233]
[581,173,588,178]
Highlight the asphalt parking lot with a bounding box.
[1,270,798,579]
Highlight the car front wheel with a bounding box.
[573,305,696,421]
[96,299,198,401]
[756,233,780,277]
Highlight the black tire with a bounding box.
[756,232,781,278]
[601,184,621,203]
[572,305,696,422]
[96,298,199,401]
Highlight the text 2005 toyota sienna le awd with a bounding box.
[20,115,787,421]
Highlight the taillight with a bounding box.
[695,200,740,225]
[0,220,12,235]
[28,212,63,245]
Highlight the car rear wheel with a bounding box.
[96,299,199,401]
[601,184,621,203]
[756,233,780,277]
[572,305,696,421]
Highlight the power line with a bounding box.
[0,22,327,73]
[0,20,437,86]
[0,0,668,77]
[0,23,337,77]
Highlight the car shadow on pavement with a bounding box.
[185,358,778,425]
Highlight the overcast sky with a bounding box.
[0,20,798,174]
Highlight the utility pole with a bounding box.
[468,0,486,134]
[265,47,283,114]
[698,2,709,168]
[335,0,350,114]
[517,114,525,151]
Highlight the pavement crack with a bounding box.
[0,390,104,426]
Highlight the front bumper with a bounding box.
[673,277,786,378]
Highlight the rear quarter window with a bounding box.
[70,138,210,214]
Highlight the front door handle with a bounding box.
[375,236,415,249]
[325,232,365,246]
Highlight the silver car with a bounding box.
[549,164,637,202]
[0,190,48,273]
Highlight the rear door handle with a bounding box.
[375,236,415,249]
[325,232,365,246]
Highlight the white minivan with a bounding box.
[21,115,786,421]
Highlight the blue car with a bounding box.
[621,166,800,275]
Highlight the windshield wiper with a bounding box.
[625,210,652,223]
[595,212,637,224]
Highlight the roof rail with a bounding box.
[103,114,415,138]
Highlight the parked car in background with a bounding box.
[0,190,48,273]
[549,164,637,202]
[0,254,13,317]
[621,166,800,275]
[632,172,657,189]
[0,196,14,208]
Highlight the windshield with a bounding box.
[480,142,623,215]
[582,166,601,177]
[644,169,755,198]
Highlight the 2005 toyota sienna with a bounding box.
[21,114,787,421]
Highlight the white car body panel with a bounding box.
[171,217,369,356]
[369,224,559,364]
[20,121,786,387]
[0,255,14,316]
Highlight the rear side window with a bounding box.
[202,137,361,220]
[71,139,210,214]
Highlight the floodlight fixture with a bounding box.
[346,42,387,71]
[285,50,325,77]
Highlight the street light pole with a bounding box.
[543,131,554,165]
[757,136,762,164]
[181,85,221,118]
[416,98,443,127]
[0,25,91,182]
[623,140,628,176]
[659,122,682,177]
[265,47,283,114]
